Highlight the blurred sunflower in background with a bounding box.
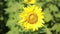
[18,5,44,31]
[24,0,36,4]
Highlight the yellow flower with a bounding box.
[18,5,44,31]
[24,0,36,4]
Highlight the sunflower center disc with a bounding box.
[27,13,38,24]
[28,0,31,2]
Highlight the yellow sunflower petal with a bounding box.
[18,5,45,31]
[24,0,36,4]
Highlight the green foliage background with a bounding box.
[0,0,60,34]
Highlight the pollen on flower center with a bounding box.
[27,13,38,24]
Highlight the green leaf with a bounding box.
[51,24,60,32]
[5,2,24,13]
[36,2,46,7]
[49,4,58,12]
[58,2,60,7]
[42,26,52,34]
[45,0,52,2]
[54,12,60,18]
[0,16,4,21]
[0,2,3,6]
[6,19,16,29]
[6,27,19,34]
[44,8,53,22]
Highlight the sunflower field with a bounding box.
[0,0,60,34]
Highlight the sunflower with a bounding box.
[24,0,36,4]
[18,5,44,31]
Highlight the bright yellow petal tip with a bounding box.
[24,0,36,4]
[18,5,45,31]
